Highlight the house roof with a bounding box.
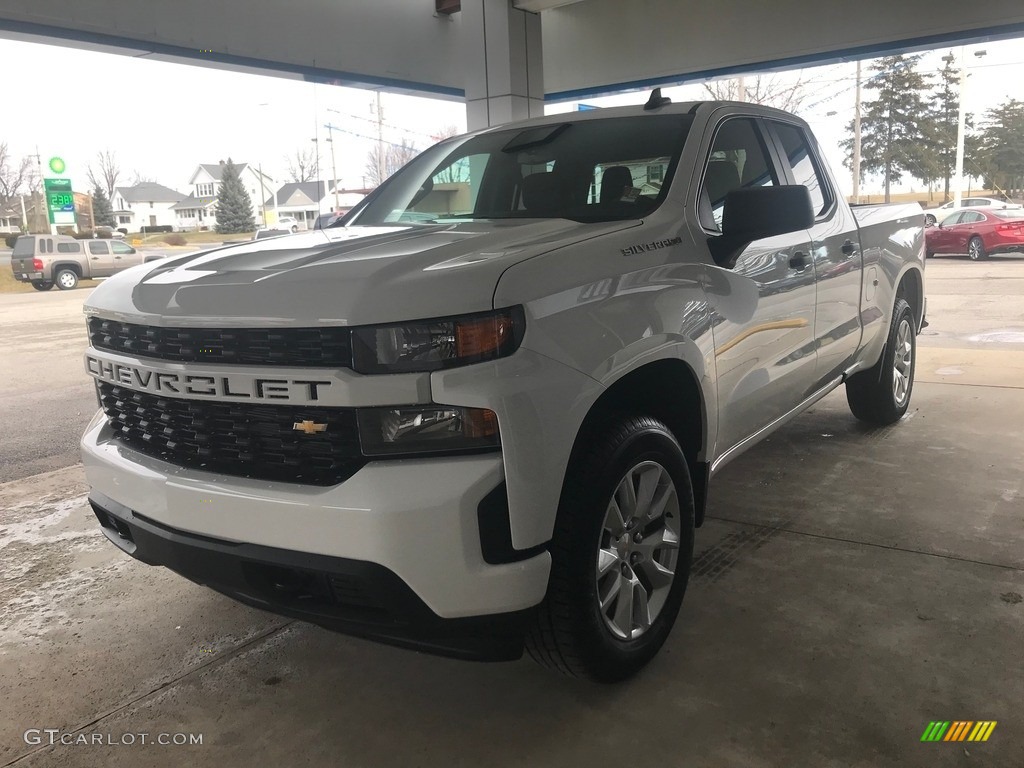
[190,162,273,186]
[264,181,327,207]
[115,182,185,204]
[171,194,218,211]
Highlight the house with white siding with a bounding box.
[112,183,185,232]
[173,161,274,230]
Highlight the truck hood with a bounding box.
[85,220,638,327]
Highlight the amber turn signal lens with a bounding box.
[455,314,515,358]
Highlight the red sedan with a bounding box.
[926,208,1024,261]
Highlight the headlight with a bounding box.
[351,307,524,374]
[358,406,500,456]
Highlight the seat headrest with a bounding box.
[600,166,634,204]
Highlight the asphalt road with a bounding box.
[0,287,98,482]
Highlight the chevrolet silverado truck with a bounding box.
[81,94,925,682]
[11,234,155,291]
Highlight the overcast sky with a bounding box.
[3,36,1022,200]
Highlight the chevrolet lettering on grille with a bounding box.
[85,355,331,403]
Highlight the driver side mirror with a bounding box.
[708,185,814,268]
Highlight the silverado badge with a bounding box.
[293,420,328,435]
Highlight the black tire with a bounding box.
[54,268,79,290]
[526,414,695,683]
[290,225,299,233]
[31,281,54,291]
[925,214,936,226]
[846,296,916,425]
[968,236,986,261]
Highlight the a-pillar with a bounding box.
[461,0,544,130]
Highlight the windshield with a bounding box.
[345,115,693,226]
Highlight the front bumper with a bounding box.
[88,492,533,660]
[81,412,551,629]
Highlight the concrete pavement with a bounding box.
[1,257,1022,767]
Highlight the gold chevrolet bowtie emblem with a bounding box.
[293,420,328,435]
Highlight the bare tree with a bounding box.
[364,140,420,187]
[129,170,156,186]
[285,148,317,183]
[703,74,810,113]
[87,149,121,200]
[0,142,33,204]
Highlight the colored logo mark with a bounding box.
[48,157,66,174]
[921,721,997,742]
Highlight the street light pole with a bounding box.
[953,48,987,208]
[852,60,862,204]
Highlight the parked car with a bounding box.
[276,216,300,233]
[80,97,925,681]
[93,226,126,239]
[312,212,342,230]
[926,208,1024,260]
[923,196,1022,226]
[9,234,159,290]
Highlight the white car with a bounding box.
[275,216,300,233]
[923,197,1021,226]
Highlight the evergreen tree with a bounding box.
[922,53,962,201]
[92,185,116,227]
[214,159,255,233]
[976,99,1024,198]
[841,55,932,202]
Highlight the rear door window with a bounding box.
[57,241,81,253]
[88,241,110,255]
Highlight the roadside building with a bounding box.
[174,161,274,231]
[112,183,186,232]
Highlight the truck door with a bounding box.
[86,240,115,276]
[767,120,863,384]
[110,240,143,270]
[699,116,818,454]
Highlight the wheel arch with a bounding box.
[51,261,83,277]
[895,265,924,332]
[571,358,710,527]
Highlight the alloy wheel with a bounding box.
[596,460,680,641]
[892,318,913,406]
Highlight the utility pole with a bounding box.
[852,60,862,204]
[952,48,986,208]
[374,91,385,185]
[736,75,746,103]
[326,134,339,212]
[258,162,268,227]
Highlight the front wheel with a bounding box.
[925,214,936,226]
[31,280,54,291]
[968,236,986,261]
[846,297,916,425]
[526,414,695,682]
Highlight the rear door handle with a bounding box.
[842,239,856,255]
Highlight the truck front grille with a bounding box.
[87,317,353,368]
[97,382,365,486]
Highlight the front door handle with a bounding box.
[842,239,856,255]
[789,252,810,270]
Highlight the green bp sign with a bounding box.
[44,178,76,225]
[48,157,66,175]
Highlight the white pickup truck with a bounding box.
[81,95,925,681]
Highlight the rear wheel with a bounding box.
[526,414,695,682]
[846,297,916,425]
[31,280,54,291]
[925,214,936,226]
[968,236,986,261]
[54,268,79,290]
